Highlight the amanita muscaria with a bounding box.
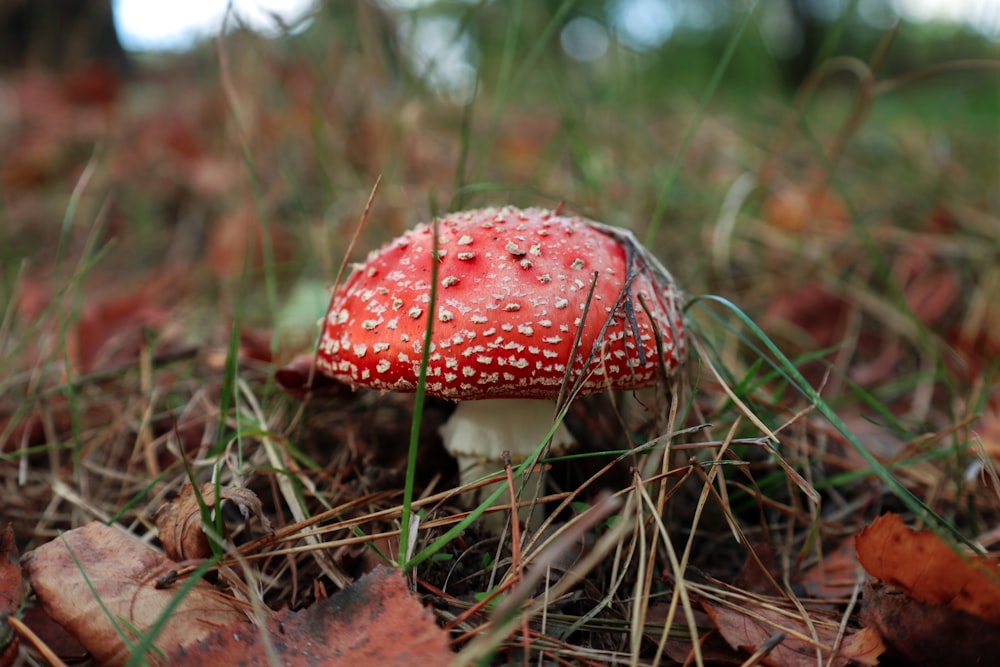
[317,206,686,523]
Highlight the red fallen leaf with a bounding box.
[893,245,959,328]
[14,269,189,375]
[239,328,273,364]
[167,565,453,666]
[855,513,1000,624]
[19,605,89,664]
[0,525,26,662]
[0,524,24,613]
[22,522,248,666]
[797,537,862,599]
[763,284,850,349]
[645,604,742,665]
[154,484,272,561]
[762,183,848,234]
[72,279,174,374]
[702,597,883,667]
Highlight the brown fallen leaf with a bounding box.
[23,522,248,666]
[861,579,1000,665]
[763,283,851,350]
[702,597,883,667]
[645,603,742,665]
[0,525,24,617]
[762,183,848,234]
[1,524,26,663]
[18,605,89,664]
[855,513,1000,624]
[797,537,862,599]
[855,513,1000,663]
[154,483,272,561]
[167,565,453,667]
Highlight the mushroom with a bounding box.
[316,206,686,526]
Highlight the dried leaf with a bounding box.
[155,484,272,561]
[168,565,452,666]
[763,184,847,233]
[23,522,247,666]
[797,537,862,599]
[702,597,883,667]
[861,579,1000,665]
[855,513,1000,624]
[0,525,25,662]
[763,284,850,350]
[19,605,89,663]
[0,525,24,617]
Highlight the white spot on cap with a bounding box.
[376,360,391,373]
[457,235,473,245]
[439,308,454,322]
[470,315,488,324]
[506,240,526,256]
[457,251,476,260]
[555,298,569,309]
[336,309,349,324]
[409,307,422,319]
[517,324,534,336]
[353,344,368,357]
[520,259,533,270]
[442,276,459,287]
[392,297,403,310]
[530,244,541,256]
[362,319,378,331]
[504,303,521,312]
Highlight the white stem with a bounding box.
[439,398,576,530]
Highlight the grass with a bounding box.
[3,1,1000,665]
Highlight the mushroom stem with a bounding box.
[439,398,575,529]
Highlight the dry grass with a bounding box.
[3,2,1000,665]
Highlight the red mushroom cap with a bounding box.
[317,206,685,400]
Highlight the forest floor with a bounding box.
[2,4,1000,665]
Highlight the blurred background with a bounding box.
[1,0,998,435]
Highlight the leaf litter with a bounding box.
[2,5,1000,666]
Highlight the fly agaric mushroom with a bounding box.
[316,206,685,524]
